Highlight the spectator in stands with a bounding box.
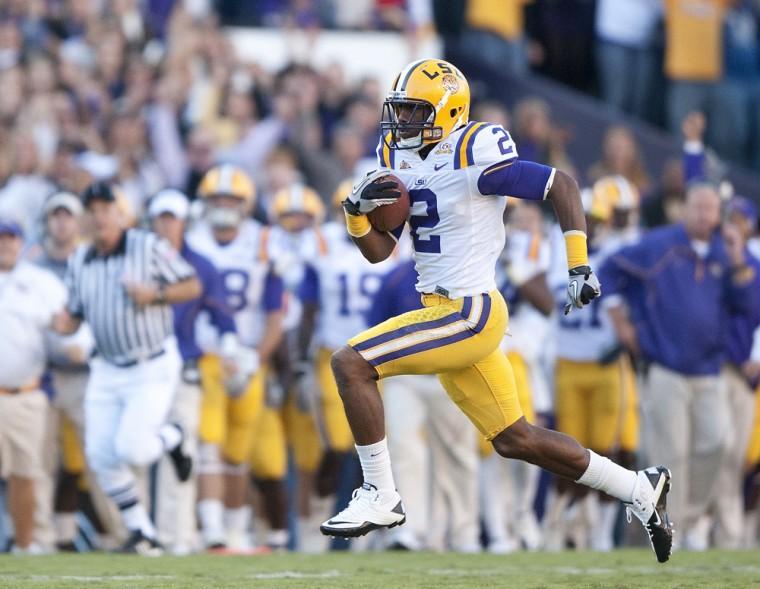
[527,0,596,91]
[600,182,760,549]
[457,0,532,76]
[594,0,662,120]
[0,134,55,243]
[587,126,651,197]
[512,97,573,172]
[663,0,743,163]
[723,2,760,167]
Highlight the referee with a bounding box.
[52,182,201,555]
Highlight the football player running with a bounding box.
[320,59,673,563]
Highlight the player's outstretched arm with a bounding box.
[545,170,586,236]
[546,170,601,313]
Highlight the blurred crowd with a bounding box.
[0,0,760,557]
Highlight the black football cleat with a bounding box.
[167,423,193,482]
[117,530,164,556]
[626,466,673,563]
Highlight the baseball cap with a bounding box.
[0,218,23,238]
[148,189,190,220]
[81,181,117,208]
[43,191,83,217]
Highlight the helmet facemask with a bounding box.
[381,96,442,150]
[206,194,247,229]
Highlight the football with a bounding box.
[367,174,410,233]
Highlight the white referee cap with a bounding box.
[148,189,190,220]
[44,191,84,217]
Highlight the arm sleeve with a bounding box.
[201,261,237,335]
[478,160,555,200]
[466,123,554,200]
[64,254,83,318]
[597,242,650,303]
[298,264,320,305]
[151,237,196,284]
[147,104,189,189]
[263,270,285,312]
[683,141,706,184]
[724,256,760,318]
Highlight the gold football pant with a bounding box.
[349,290,522,440]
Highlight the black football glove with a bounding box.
[343,169,401,216]
[564,265,602,315]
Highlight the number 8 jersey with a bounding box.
[377,122,555,299]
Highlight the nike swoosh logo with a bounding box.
[434,163,448,171]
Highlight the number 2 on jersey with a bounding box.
[408,188,441,254]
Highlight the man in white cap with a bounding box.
[29,191,113,551]
[0,217,67,553]
[148,189,238,554]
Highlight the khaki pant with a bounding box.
[384,374,479,551]
[0,391,47,479]
[642,364,729,541]
[712,365,756,548]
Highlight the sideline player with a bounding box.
[148,189,237,554]
[187,165,285,551]
[297,182,398,549]
[52,182,199,554]
[319,59,673,563]
[547,177,641,552]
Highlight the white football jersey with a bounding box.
[550,225,640,362]
[187,219,276,348]
[308,221,396,350]
[268,225,328,330]
[377,121,550,299]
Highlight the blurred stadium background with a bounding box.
[0,0,759,573]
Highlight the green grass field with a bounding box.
[1,550,759,589]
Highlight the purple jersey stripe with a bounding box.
[465,123,491,167]
[461,296,472,319]
[368,326,474,366]
[472,293,492,333]
[352,311,463,352]
[453,122,476,170]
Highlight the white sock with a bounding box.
[159,423,182,452]
[598,500,619,540]
[267,529,289,548]
[198,499,225,544]
[121,502,155,538]
[224,505,251,534]
[54,513,77,542]
[355,438,396,491]
[576,450,637,502]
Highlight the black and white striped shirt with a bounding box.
[65,229,195,366]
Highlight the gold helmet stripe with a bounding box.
[396,59,428,91]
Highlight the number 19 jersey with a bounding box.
[377,121,552,299]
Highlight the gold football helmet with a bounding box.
[270,183,325,232]
[382,58,470,150]
[198,164,255,229]
[590,175,640,222]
